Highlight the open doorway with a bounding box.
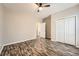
[42,15,51,40]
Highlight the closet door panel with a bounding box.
[56,21,60,42]
[65,17,75,45]
[65,19,69,44]
[76,15,79,47]
[56,20,65,43]
[69,17,75,45]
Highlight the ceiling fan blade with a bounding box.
[43,5,50,7]
[35,3,42,7]
[35,3,39,6]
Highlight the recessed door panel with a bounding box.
[56,20,65,43]
[76,15,79,47]
[65,16,75,45]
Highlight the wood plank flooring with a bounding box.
[0,38,79,56]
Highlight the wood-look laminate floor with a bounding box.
[0,38,79,56]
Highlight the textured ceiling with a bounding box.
[38,3,78,19]
[3,3,78,19]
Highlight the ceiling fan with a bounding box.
[35,3,50,12]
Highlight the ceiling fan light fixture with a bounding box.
[39,7,43,11]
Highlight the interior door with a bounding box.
[40,23,45,38]
[65,16,75,45]
[56,20,65,43]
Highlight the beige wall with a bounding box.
[0,4,4,51]
[0,4,41,52]
[51,4,79,41]
[43,16,51,39]
[2,8,40,45]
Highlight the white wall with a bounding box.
[51,4,79,41]
[0,4,3,51]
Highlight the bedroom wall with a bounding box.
[51,4,79,41]
[2,4,41,45]
[0,4,4,51]
[43,15,51,39]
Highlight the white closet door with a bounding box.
[56,20,65,43]
[65,16,75,45]
[65,18,69,44]
[76,15,79,47]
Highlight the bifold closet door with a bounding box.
[56,20,65,43]
[65,16,75,45]
[76,15,79,47]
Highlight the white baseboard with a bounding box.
[0,38,35,54]
[3,38,35,47]
[76,45,79,48]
